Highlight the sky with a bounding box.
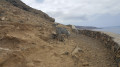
[21,0,120,27]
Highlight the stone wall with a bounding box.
[79,30,120,66]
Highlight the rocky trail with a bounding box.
[0,27,117,67]
[7,33,116,67]
[0,0,117,67]
[71,34,117,67]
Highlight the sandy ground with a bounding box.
[24,33,117,67]
[0,0,118,67]
[0,23,117,67]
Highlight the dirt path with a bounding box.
[71,34,117,67]
[24,33,117,67]
[0,31,117,67]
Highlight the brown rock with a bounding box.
[62,52,69,55]
[0,17,5,21]
[82,62,89,66]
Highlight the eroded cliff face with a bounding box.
[1,0,55,22]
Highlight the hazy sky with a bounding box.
[21,0,120,27]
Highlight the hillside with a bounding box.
[6,0,55,22]
[0,0,117,67]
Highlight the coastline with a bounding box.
[97,30,120,46]
[92,30,120,46]
[102,32,120,46]
[92,28,120,34]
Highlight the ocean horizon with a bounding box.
[93,26,120,34]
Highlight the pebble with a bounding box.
[33,59,41,63]
[82,62,89,66]
[62,52,69,55]
[0,17,5,21]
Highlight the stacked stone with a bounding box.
[79,30,120,66]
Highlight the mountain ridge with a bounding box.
[5,0,55,22]
[75,26,101,30]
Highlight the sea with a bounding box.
[93,26,120,34]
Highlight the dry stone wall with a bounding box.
[79,30,120,66]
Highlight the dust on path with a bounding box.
[71,34,117,67]
[24,33,117,67]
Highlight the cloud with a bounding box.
[21,0,120,27]
[64,16,88,21]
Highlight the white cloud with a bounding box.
[21,0,120,26]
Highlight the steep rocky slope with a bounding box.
[0,0,54,24]
[6,0,55,22]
